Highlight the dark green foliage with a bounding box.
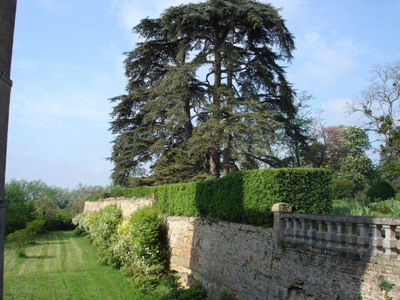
[160,283,207,300]
[158,168,331,226]
[367,180,396,201]
[331,178,357,199]
[379,278,395,292]
[155,182,199,217]
[109,0,298,185]
[87,168,331,227]
[110,186,157,198]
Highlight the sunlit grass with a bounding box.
[4,231,157,300]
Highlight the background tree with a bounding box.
[337,126,375,191]
[350,60,400,160]
[4,179,108,233]
[110,0,298,186]
[349,61,400,191]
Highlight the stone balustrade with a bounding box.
[272,203,400,258]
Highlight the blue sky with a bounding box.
[6,0,400,188]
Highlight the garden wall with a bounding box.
[165,215,400,300]
[84,199,400,299]
[83,196,154,218]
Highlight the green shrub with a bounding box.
[367,180,396,201]
[72,212,91,234]
[160,283,208,300]
[331,178,357,199]
[6,219,46,256]
[114,206,168,293]
[6,229,29,257]
[88,205,122,253]
[25,219,46,237]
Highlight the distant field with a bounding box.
[4,231,156,300]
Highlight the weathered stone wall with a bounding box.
[83,196,155,218]
[165,216,400,300]
[86,197,400,299]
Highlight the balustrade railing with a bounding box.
[272,203,400,258]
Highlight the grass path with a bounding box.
[4,231,157,300]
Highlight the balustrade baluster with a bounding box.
[300,219,307,243]
[345,223,357,251]
[316,221,327,248]
[382,225,397,258]
[284,218,293,243]
[369,224,383,255]
[307,220,317,247]
[325,221,336,248]
[292,219,300,243]
[357,224,369,252]
[335,222,346,248]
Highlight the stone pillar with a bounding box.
[271,203,292,246]
[0,1,18,299]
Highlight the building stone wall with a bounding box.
[83,196,155,218]
[86,198,400,299]
[165,216,400,300]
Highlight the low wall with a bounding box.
[166,216,400,300]
[83,195,155,218]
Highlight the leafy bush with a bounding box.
[72,213,91,235]
[367,180,396,201]
[6,219,46,256]
[6,229,29,257]
[88,205,122,252]
[119,206,169,293]
[331,178,357,199]
[160,283,208,300]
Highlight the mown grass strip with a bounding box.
[4,231,157,300]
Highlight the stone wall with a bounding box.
[165,216,400,300]
[86,197,400,299]
[83,195,155,218]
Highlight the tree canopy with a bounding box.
[109,0,305,186]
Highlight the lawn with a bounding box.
[4,231,157,300]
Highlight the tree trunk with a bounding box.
[183,95,193,144]
[210,147,221,178]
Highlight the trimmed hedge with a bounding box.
[88,168,331,227]
[193,168,332,226]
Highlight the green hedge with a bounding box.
[193,168,332,226]
[88,168,331,227]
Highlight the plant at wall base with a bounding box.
[117,206,169,293]
[87,204,122,263]
[160,283,208,300]
[378,278,394,300]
